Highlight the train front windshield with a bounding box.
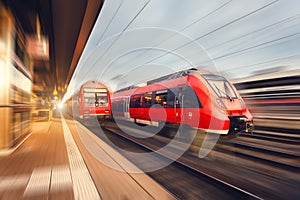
[83,88,108,107]
[202,74,237,99]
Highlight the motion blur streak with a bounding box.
[233,69,300,130]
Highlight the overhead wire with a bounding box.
[66,0,125,92]
[166,32,300,74]
[206,13,300,51]
[81,0,152,78]
[142,0,280,65]
[94,0,282,87]
[211,32,300,60]
[117,0,233,67]
[65,0,286,101]
[63,0,152,102]
[164,13,300,69]
[221,54,300,72]
[96,0,126,44]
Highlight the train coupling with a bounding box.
[239,117,254,134]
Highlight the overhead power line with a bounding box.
[143,0,280,65]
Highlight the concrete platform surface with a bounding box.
[0,113,174,200]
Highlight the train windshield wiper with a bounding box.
[213,84,232,100]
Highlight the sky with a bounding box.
[63,0,300,102]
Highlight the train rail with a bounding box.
[101,119,300,199]
[214,123,300,171]
[240,128,300,145]
[85,120,262,199]
[217,138,300,171]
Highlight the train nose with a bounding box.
[228,117,254,136]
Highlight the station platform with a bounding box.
[0,113,174,200]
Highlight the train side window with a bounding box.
[96,92,108,105]
[119,101,124,112]
[166,89,177,108]
[183,86,202,108]
[155,90,167,107]
[112,101,123,112]
[175,97,181,108]
[175,87,183,108]
[130,95,142,108]
[124,96,129,112]
[143,93,152,108]
[83,92,96,107]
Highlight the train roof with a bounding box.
[114,68,199,93]
[81,80,110,90]
[146,68,198,85]
[113,68,229,93]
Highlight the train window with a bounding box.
[176,87,183,108]
[130,95,142,108]
[182,86,202,108]
[203,75,237,99]
[83,87,108,107]
[155,91,167,107]
[166,88,178,108]
[112,100,124,112]
[166,89,175,108]
[83,92,96,107]
[112,102,117,111]
[95,92,108,106]
[143,93,152,108]
[84,88,107,93]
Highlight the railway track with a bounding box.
[216,127,300,171]
[242,126,300,144]
[100,126,260,199]
[84,120,262,199]
[106,120,300,199]
[79,118,300,199]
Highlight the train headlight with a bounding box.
[216,99,227,109]
[239,99,245,109]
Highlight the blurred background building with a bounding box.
[0,5,33,149]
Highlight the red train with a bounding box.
[70,81,112,120]
[111,68,253,137]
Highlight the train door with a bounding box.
[166,87,182,123]
[176,87,183,122]
[124,96,130,118]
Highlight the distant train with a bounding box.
[70,81,112,120]
[111,68,253,137]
